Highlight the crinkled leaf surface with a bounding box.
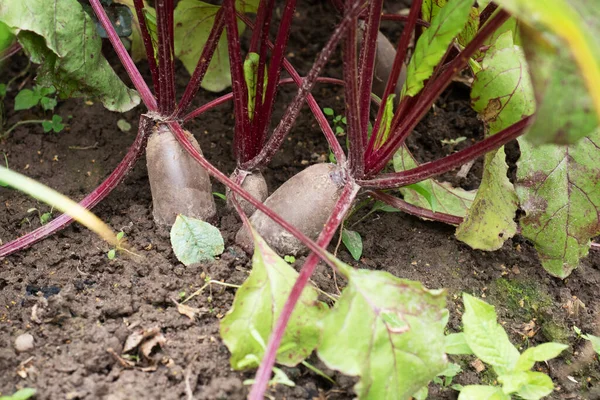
[496,0,600,144]
[516,131,600,278]
[0,0,140,112]
[498,371,554,399]
[403,0,472,97]
[318,261,448,399]
[456,32,534,250]
[458,385,510,400]
[394,146,476,217]
[174,0,258,92]
[462,294,519,375]
[170,215,224,265]
[220,229,327,369]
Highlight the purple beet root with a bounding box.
[146,124,216,226]
[235,163,345,255]
[227,170,269,217]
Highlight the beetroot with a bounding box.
[235,163,345,255]
[227,170,269,217]
[146,124,216,225]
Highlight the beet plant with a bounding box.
[1,0,599,398]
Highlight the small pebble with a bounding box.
[15,333,34,353]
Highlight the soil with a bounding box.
[1,1,599,400]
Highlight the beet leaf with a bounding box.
[317,261,448,399]
[455,31,533,250]
[170,215,224,265]
[0,0,140,111]
[220,229,327,369]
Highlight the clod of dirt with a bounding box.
[14,333,34,353]
[235,163,345,255]
[146,125,217,226]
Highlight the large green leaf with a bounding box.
[496,0,600,144]
[515,343,567,371]
[220,229,327,369]
[462,294,520,375]
[173,0,258,93]
[0,0,140,112]
[516,131,600,278]
[456,31,534,250]
[393,146,476,218]
[318,262,448,399]
[403,0,473,97]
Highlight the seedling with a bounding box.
[0,388,36,400]
[27,207,53,225]
[107,231,125,260]
[323,107,347,136]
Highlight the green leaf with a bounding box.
[457,31,534,250]
[413,386,428,400]
[244,52,262,120]
[341,228,362,261]
[107,249,116,260]
[458,385,510,400]
[515,343,568,371]
[403,0,473,97]
[371,200,401,213]
[174,0,258,93]
[462,294,520,375]
[445,332,473,355]
[394,146,476,217]
[170,214,224,265]
[41,115,64,133]
[492,0,600,144]
[0,388,37,400]
[116,231,125,241]
[0,0,140,112]
[220,229,327,369]
[498,371,554,400]
[117,118,132,132]
[515,130,600,278]
[0,83,6,97]
[373,94,395,148]
[405,182,438,213]
[14,89,41,110]
[323,107,334,116]
[582,333,600,355]
[318,263,448,399]
[39,96,57,111]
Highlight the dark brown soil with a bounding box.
[1,1,599,400]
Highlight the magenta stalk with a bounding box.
[132,0,160,97]
[248,181,360,400]
[368,190,463,225]
[0,117,153,257]
[359,115,532,189]
[176,8,225,116]
[155,0,176,113]
[241,0,364,171]
[89,0,157,111]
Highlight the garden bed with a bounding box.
[0,1,599,399]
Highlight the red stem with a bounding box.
[0,42,22,63]
[365,10,510,175]
[89,0,157,111]
[248,182,360,400]
[0,116,152,257]
[132,0,160,97]
[155,0,176,114]
[357,0,383,139]
[368,190,463,225]
[241,0,364,171]
[255,0,298,147]
[236,11,346,166]
[342,14,363,175]
[175,7,225,116]
[367,0,422,161]
[223,0,252,163]
[359,115,532,189]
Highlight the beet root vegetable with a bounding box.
[235,163,346,255]
[227,170,269,217]
[369,30,407,99]
[146,124,217,225]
